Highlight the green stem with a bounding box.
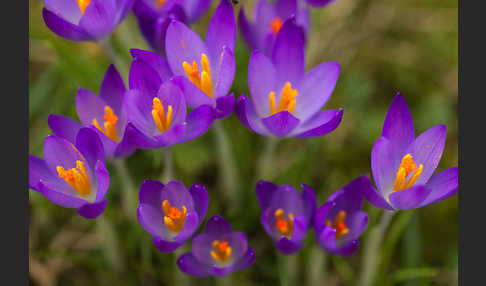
[174,246,189,286]
[112,159,137,221]
[308,246,327,286]
[357,210,396,286]
[98,36,128,76]
[161,148,173,182]
[277,252,297,286]
[277,253,289,286]
[256,137,278,180]
[212,120,239,206]
[96,215,124,273]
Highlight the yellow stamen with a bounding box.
[92,106,119,142]
[270,17,284,35]
[162,200,187,233]
[393,154,424,192]
[156,0,166,9]
[326,210,349,239]
[274,208,294,237]
[152,97,173,133]
[56,160,91,197]
[210,240,232,262]
[268,82,298,115]
[76,0,91,14]
[182,54,213,98]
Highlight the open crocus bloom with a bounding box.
[313,176,369,256]
[137,180,208,252]
[133,0,211,56]
[236,18,343,138]
[256,181,316,254]
[238,0,310,56]
[29,128,110,219]
[49,65,138,158]
[165,0,236,119]
[42,0,135,41]
[361,93,458,210]
[177,215,256,277]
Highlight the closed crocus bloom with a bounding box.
[165,0,236,119]
[29,128,110,219]
[49,65,139,158]
[133,0,211,56]
[361,93,458,210]
[137,180,209,252]
[256,181,316,254]
[236,18,343,138]
[177,215,256,277]
[238,0,310,56]
[42,0,135,41]
[313,176,370,256]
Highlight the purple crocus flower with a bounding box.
[256,181,316,254]
[236,18,343,138]
[165,0,236,119]
[29,127,110,219]
[42,0,135,41]
[133,0,211,56]
[48,65,138,158]
[177,215,256,277]
[313,176,370,256]
[361,93,458,210]
[137,180,209,252]
[238,0,310,56]
[125,51,214,148]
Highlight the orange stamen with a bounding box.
[76,0,91,14]
[182,54,213,98]
[274,208,294,237]
[92,106,119,142]
[268,82,298,115]
[326,210,349,239]
[162,200,187,233]
[210,240,232,262]
[393,154,423,192]
[56,160,91,197]
[270,17,283,35]
[152,97,173,134]
[156,0,166,9]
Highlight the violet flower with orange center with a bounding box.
[29,128,110,219]
[361,93,458,210]
[177,215,256,277]
[236,18,343,138]
[42,0,135,41]
[313,176,370,256]
[256,181,316,254]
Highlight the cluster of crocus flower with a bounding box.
[31,0,458,279]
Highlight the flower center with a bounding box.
[162,200,187,233]
[156,0,166,9]
[152,97,173,134]
[393,154,423,192]
[56,160,91,197]
[274,208,294,237]
[326,210,349,239]
[211,240,232,262]
[182,54,213,98]
[268,82,298,115]
[270,17,283,35]
[76,0,91,14]
[92,106,119,142]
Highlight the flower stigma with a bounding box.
[162,200,187,233]
[326,210,349,239]
[269,82,298,115]
[211,240,232,262]
[274,208,294,238]
[393,154,423,192]
[152,97,173,134]
[92,106,119,142]
[156,0,166,9]
[182,54,213,98]
[270,17,283,35]
[57,160,91,197]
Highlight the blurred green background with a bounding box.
[29,0,458,285]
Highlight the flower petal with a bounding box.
[189,183,209,222]
[389,185,432,210]
[313,201,334,233]
[112,123,139,158]
[128,58,162,98]
[130,49,173,82]
[233,247,256,272]
[38,181,86,208]
[75,127,105,170]
[48,114,82,144]
[137,203,164,237]
[301,184,316,223]
[76,88,107,127]
[261,111,300,137]
[420,167,458,207]
[100,64,126,114]
[184,0,211,23]
[152,236,183,253]
[359,178,394,211]
[42,8,91,41]
[214,93,235,119]
[76,198,107,219]
[293,109,343,138]
[214,46,235,99]
[248,50,277,117]
[94,160,110,202]
[161,181,195,211]
[180,105,214,143]
[43,135,85,175]
[206,0,235,62]
[269,185,304,216]
[276,237,302,255]
[44,0,83,24]
[177,253,211,277]
[371,137,396,196]
[124,89,157,136]
[238,8,257,50]
[344,210,368,243]
[171,76,212,108]
[205,215,233,236]
[29,155,57,191]
[78,0,117,39]
[256,180,279,210]
[235,94,268,135]
[139,179,164,206]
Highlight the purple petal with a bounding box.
[420,167,458,207]
[343,211,368,244]
[301,184,316,223]
[235,94,268,136]
[165,20,208,77]
[152,236,183,253]
[271,18,305,86]
[43,135,86,175]
[206,0,235,63]
[184,0,211,23]
[317,226,359,256]
[304,0,337,8]
[130,49,173,82]
[48,114,82,144]
[193,232,248,267]
[78,0,117,39]
[76,198,108,219]
[275,0,297,18]
[248,50,277,117]
[389,185,432,210]
[42,8,91,41]
[189,183,209,222]
[407,124,447,185]
[38,181,86,208]
[157,79,187,126]
[359,177,394,211]
[100,64,126,113]
[293,109,343,138]
[76,88,107,127]
[161,181,195,211]
[180,105,214,143]
[153,124,186,147]
[137,203,164,237]
[261,111,300,137]
[214,93,235,119]
[173,212,199,241]
[94,160,110,202]
[44,0,83,24]
[261,210,277,240]
[205,215,233,236]
[29,155,57,191]
[139,179,164,205]
[115,0,136,24]
[233,247,256,272]
[238,9,257,50]
[276,237,302,255]
[313,201,334,232]
[371,137,396,196]
[75,127,105,169]
[123,89,157,136]
[382,92,415,159]
[292,61,340,122]
[129,59,162,97]
[255,180,279,210]
[171,76,212,108]
[112,123,139,158]
[269,185,304,216]
[177,253,211,277]
[214,46,236,99]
